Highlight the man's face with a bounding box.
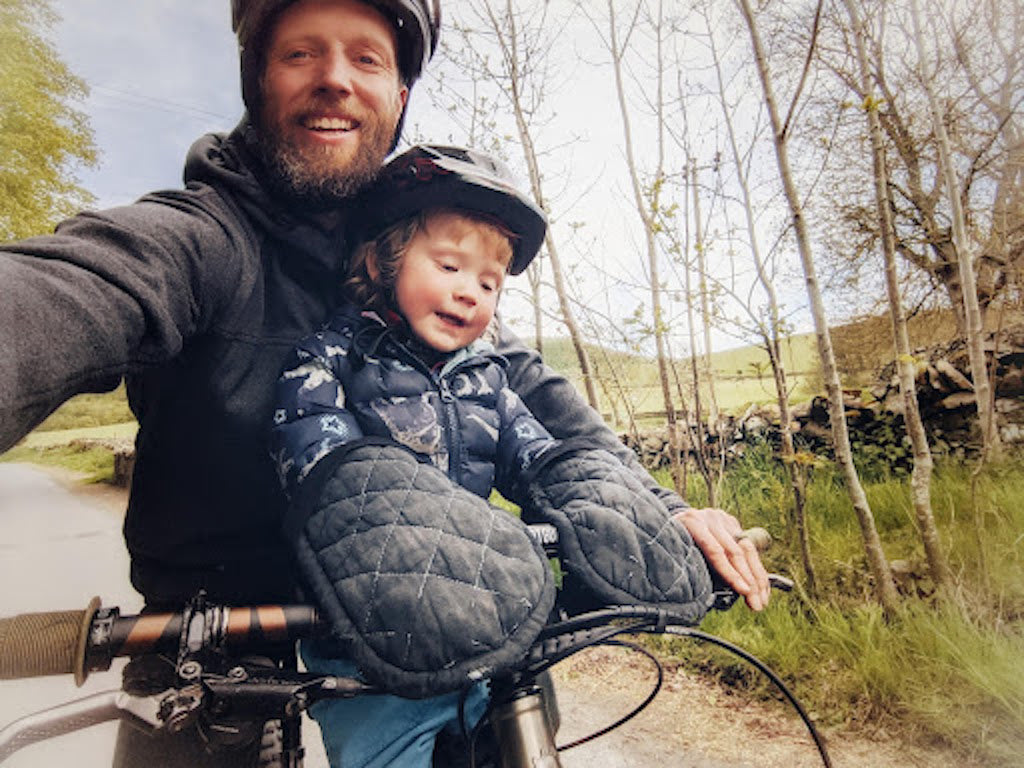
[258,0,409,202]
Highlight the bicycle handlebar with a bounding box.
[0,600,320,685]
[0,525,778,686]
[0,598,98,685]
[0,525,829,767]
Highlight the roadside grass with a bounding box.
[30,383,134,432]
[653,446,1024,766]
[0,441,116,484]
[20,421,138,448]
[1,384,136,483]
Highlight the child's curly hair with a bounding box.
[343,208,517,315]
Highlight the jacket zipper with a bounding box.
[389,334,472,489]
[436,376,463,488]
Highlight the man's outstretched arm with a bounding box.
[495,320,770,610]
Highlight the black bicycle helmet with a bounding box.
[232,0,440,133]
[357,145,547,275]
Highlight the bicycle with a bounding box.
[0,525,832,768]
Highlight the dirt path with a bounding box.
[26,466,971,768]
[550,645,971,768]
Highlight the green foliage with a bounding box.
[668,597,1024,766]
[33,383,134,432]
[0,441,114,483]
[0,0,97,240]
[655,453,1024,765]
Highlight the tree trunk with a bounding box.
[705,6,816,594]
[691,162,720,432]
[736,0,898,612]
[497,0,599,410]
[527,260,543,354]
[607,0,684,494]
[844,0,952,593]
[685,161,716,505]
[908,0,1001,460]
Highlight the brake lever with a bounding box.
[711,573,794,611]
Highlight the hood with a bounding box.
[182,118,355,275]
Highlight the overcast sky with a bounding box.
[52,1,247,208]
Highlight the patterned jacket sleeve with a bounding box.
[270,329,365,496]
[493,385,557,502]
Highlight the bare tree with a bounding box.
[907,0,1001,459]
[843,0,952,592]
[735,0,898,611]
[820,0,1023,338]
[683,162,717,504]
[585,0,687,493]
[431,0,600,408]
[698,2,817,594]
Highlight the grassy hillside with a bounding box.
[539,332,821,421]
[31,382,135,433]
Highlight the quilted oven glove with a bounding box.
[518,440,713,624]
[285,439,555,699]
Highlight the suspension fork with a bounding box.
[488,673,561,768]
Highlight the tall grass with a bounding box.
[656,444,1024,765]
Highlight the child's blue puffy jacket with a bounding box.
[270,304,556,501]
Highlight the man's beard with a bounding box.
[257,109,396,207]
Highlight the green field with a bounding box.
[540,331,821,421]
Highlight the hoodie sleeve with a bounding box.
[0,186,256,452]
[493,385,557,502]
[494,319,692,519]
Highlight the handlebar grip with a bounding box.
[0,597,99,686]
[739,527,772,552]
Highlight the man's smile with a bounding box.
[301,115,358,133]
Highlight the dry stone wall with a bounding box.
[621,328,1024,469]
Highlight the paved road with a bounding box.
[0,465,335,768]
[0,463,140,767]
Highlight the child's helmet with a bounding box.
[358,145,548,275]
[231,0,440,139]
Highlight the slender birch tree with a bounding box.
[735,0,898,611]
[907,0,1001,459]
[842,0,952,592]
[700,2,816,593]
[591,0,686,493]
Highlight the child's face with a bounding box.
[393,212,509,353]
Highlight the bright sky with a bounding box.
[52,1,244,207]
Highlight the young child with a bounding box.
[271,145,712,768]
[271,144,556,768]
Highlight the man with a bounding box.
[0,1,768,765]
